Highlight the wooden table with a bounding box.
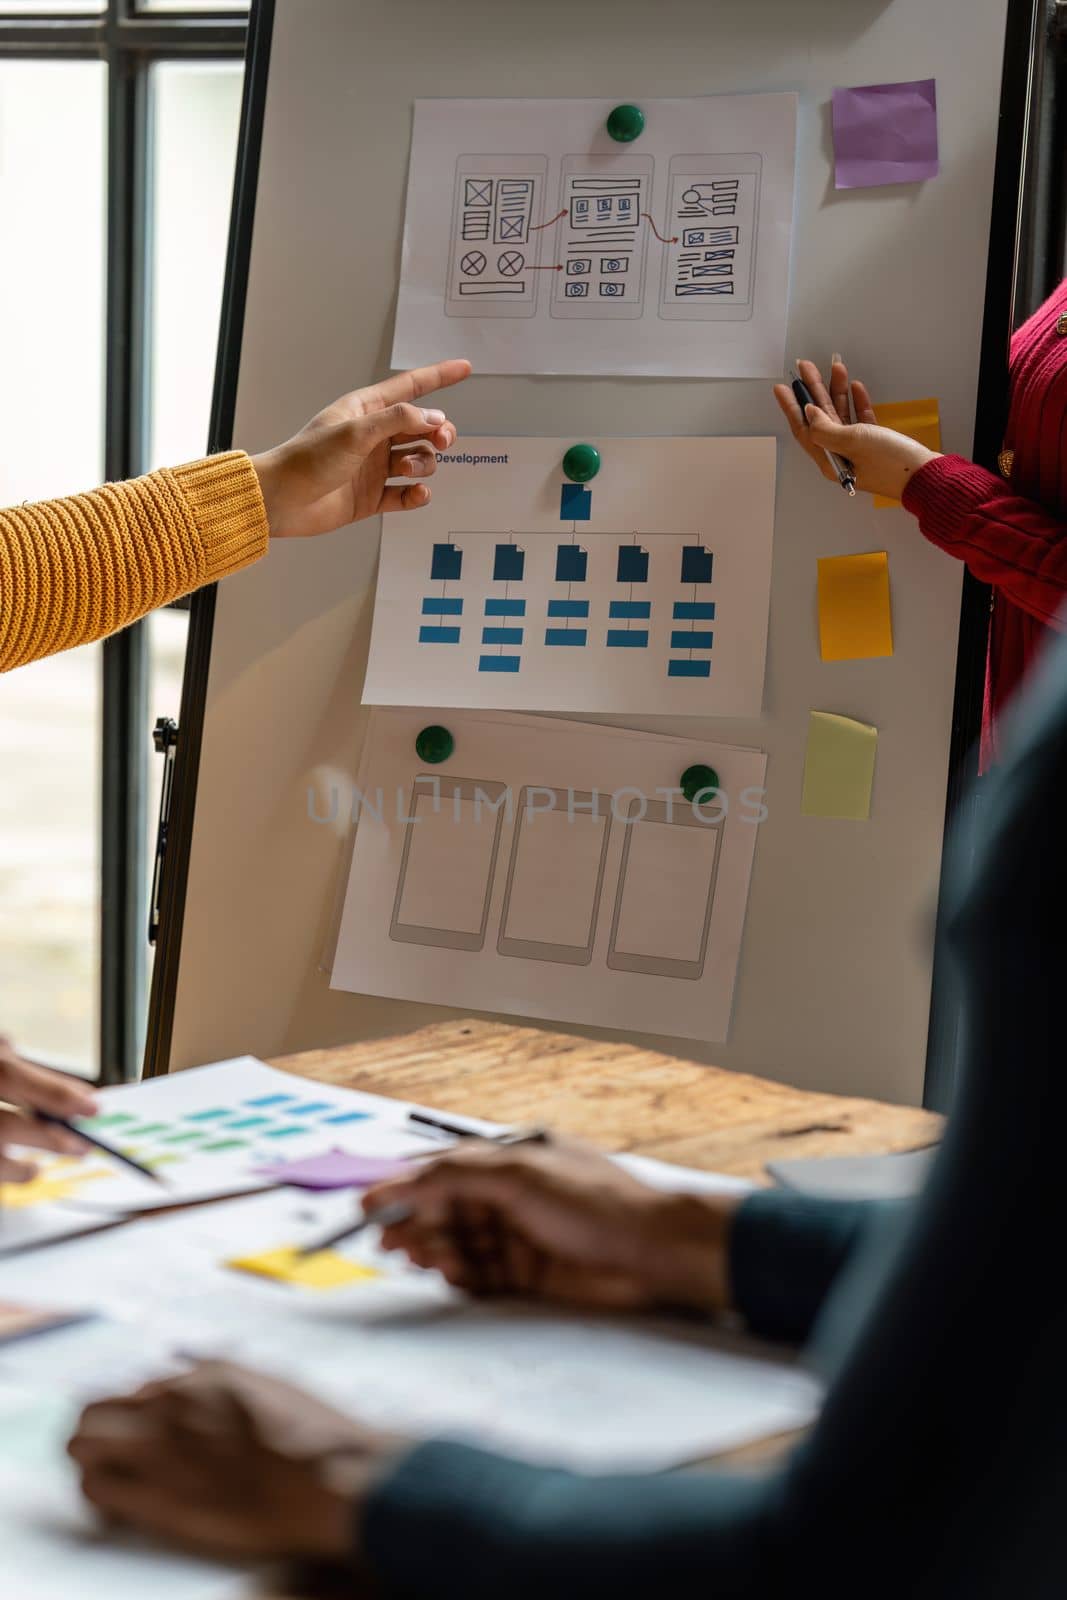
[260,1019,939,1596]
[271,1016,940,1182]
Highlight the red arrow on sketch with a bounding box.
[530,209,568,230]
[641,212,679,243]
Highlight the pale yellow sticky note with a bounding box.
[872,398,942,508]
[817,552,893,661]
[802,711,878,820]
[227,1246,381,1291]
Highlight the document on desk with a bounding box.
[0,1386,248,1600]
[0,1182,819,1476]
[10,1056,502,1217]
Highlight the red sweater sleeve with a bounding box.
[901,454,1067,630]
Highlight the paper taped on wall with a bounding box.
[363,436,776,719]
[393,94,798,377]
[330,709,767,1042]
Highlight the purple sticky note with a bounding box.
[832,79,939,190]
[255,1149,413,1191]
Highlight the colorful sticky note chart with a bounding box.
[802,711,879,820]
[817,552,893,661]
[226,1246,381,1291]
[872,399,943,507]
[831,79,939,190]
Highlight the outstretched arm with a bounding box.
[0,359,470,671]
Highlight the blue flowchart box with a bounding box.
[431,542,463,581]
[680,546,714,584]
[493,544,525,582]
[559,485,592,522]
[616,546,649,583]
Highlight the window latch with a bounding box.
[149,718,179,947]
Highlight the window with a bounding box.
[0,3,247,1081]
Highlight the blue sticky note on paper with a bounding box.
[680,546,714,584]
[617,546,649,583]
[431,542,463,581]
[560,484,592,521]
[493,544,525,582]
[555,546,588,582]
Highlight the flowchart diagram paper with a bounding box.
[392,94,797,377]
[330,709,767,1042]
[363,436,776,717]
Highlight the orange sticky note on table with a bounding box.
[817,552,893,661]
[872,398,942,507]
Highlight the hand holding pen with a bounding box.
[773,356,941,503]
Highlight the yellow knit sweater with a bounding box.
[0,452,269,672]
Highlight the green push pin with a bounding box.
[562,443,601,484]
[606,103,645,144]
[415,725,454,765]
[680,764,721,805]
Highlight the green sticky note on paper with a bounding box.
[802,711,878,820]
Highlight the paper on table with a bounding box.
[332,708,767,1043]
[872,398,943,507]
[363,436,776,718]
[0,1460,247,1600]
[831,79,939,190]
[253,1149,413,1189]
[817,552,893,661]
[21,1057,498,1217]
[392,94,798,378]
[801,711,879,820]
[0,1180,820,1478]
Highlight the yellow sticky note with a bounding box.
[227,1247,381,1291]
[872,398,942,508]
[817,552,893,661]
[802,711,878,820]
[0,1163,111,1210]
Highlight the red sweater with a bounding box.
[901,278,1067,770]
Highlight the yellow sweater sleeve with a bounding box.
[0,451,269,673]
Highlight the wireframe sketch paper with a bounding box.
[330,708,767,1042]
[392,95,798,376]
[363,436,776,717]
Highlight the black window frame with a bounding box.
[0,0,248,1084]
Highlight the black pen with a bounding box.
[790,369,857,496]
[35,1111,167,1187]
[407,1110,549,1145]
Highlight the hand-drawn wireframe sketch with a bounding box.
[389,776,507,950]
[550,155,654,319]
[497,789,612,965]
[659,154,761,320]
[607,799,723,979]
[446,155,549,318]
[394,96,797,376]
[331,709,768,1042]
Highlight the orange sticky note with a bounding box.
[817,552,893,661]
[872,398,942,507]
